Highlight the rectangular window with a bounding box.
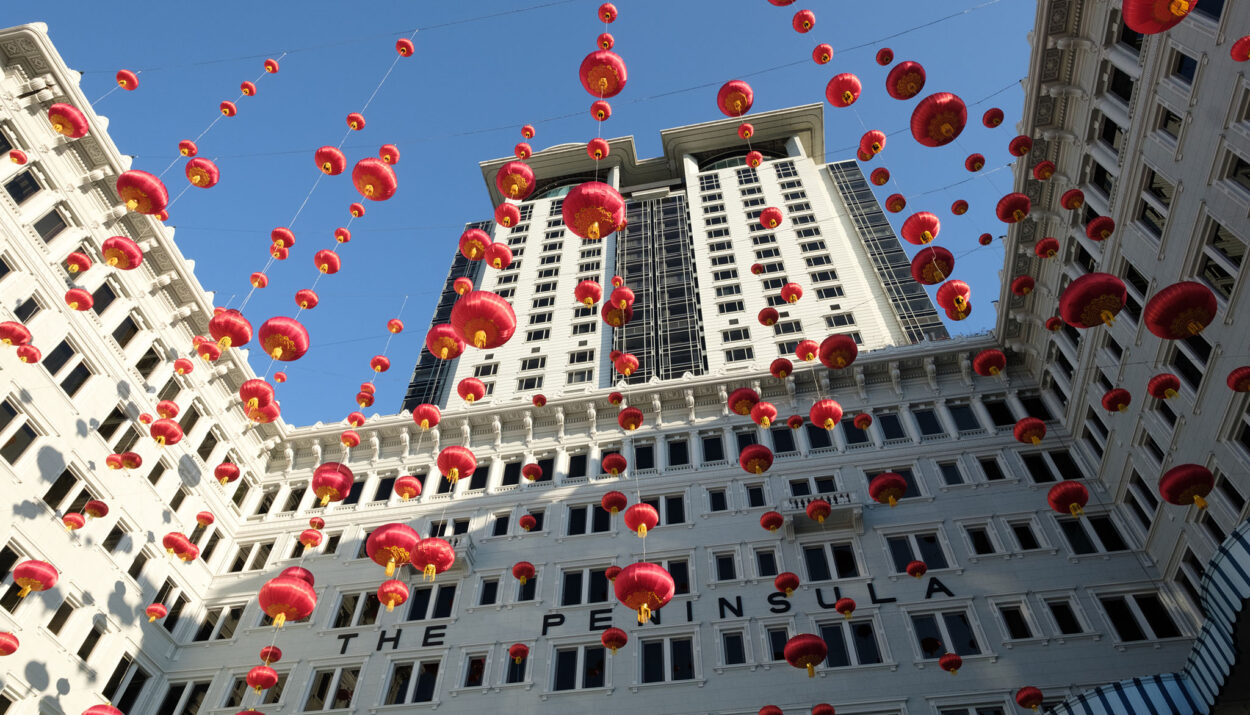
[819,619,883,668]
[1059,515,1128,554]
[1099,593,1181,641]
[886,532,948,572]
[964,524,998,555]
[910,610,982,657]
[5,170,41,204]
[34,210,68,242]
[996,603,1034,639]
[641,636,695,683]
[721,630,747,665]
[1170,50,1197,84]
[717,300,745,315]
[552,645,607,690]
[721,328,751,343]
[724,347,754,362]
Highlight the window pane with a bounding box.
[554,650,578,690]
[886,537,913,572]
[670,638,695,680]
[582,646,605,688]
[820,623,851,667]
[755,550,778,577]
[562,571,583,606]
[1000,606,1032,639]
[1133,594,1179,638]
[943,612,981,655]
[1048,601,1083,634]
[910,614,944,657]
[851,621,882,664]
[831,544,859,578]
[431,585,456,618]
[722,631,746,664]
[768,628,788,660]
[406,588,432,620]
[1100,597,1146,641]
[385,664,412,705]
[804,546,831,581]
[414,661,439,702]
[1089,516,1127,551]
[915,533,948,568]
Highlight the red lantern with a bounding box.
[209,309,252,348]
[312,462,354,506]
[451,291,517,349]
[157,400,180,419]
[62,513,85,531]
[602,303,633,327]
[614,353,640,377]
[774,572,800,597]
[0,632,17,656]
[1032,160,1056,180]
[214,462,240,485]
[910,246,954,285]
[413,403,441,430]
[716,80,754,117]
[376,143,401,165]
[13,560,58,597]
[973,349,1007,376]
[1007,136,1033,158]
[1014,417,1046,446]
[901,211,940,244]
[951,199,969,215]
[495,202,521,227]
[1123,0,1193,33]
[745,150,764,168]
[1144,281,1217,339]
[1059,273,1126,328]
[819,335,857,369]
[737,122,754,140]
[522,463,543,481]
[84,500,108,519]
[911,92,967,147]
[770,358,793,379]
[64,288,93,311]
[514,142,532,160]
[1034,237,1060,258]
[759,307,779,326]
[185,158,219,188]
[965,153,985,172]
[6,150,25,164]
[1063,190,1085,212]
[869,473,908,506]
[983,107,1004,127]
[438,446,477,485]
[1011,276,1036,296]
[792,8,815,32]
[387,318,404,334]
[1229,367,1250,392]
[618,406,644,430]
[334,227,352,244]
[521,124,536,139]
[602,627,628,654]
[257,317,310,361]
[598,32,614,50]
[907,560,928,579]
[784,634,828,677]
[760,511,785,532]
[532,394,547,408]
[624,503,659,538]
[614,562,675,623]
[806,499,831,523]
[102,235,145,269]
[260,645,283,665]
[978,233,993,246]
[282,565,314,585]
[1160,464,1214,509]
[1015,686,1044,711]
[609,286,635,309]
[426,324,465,360]
[876,47,894,64]
[760,708,782,715]
[779,282,803,304]
[512,561,536,585]
[936,280,972,316]
[860,129,887,155]
[1148,373,1180,400]
[64,251,92,274]
[939,652,962,675]
[367,523,421,576]
[580,50,628,98]
[116,170,169,214]
[114,69,139,89]
[870,167,890,185]
[238,80,256,96]
[759,207,785,230]
[886,60,926,100]
[592,100,612,121]
[795,339,819,362]
[575,280,603,307]
[507,643,530,665]
[352,158,398,201]
[826,73,862,107]
[106,454,124,470]
[1232,35,1250,62]
[378,579,410,613]
[246,665,279,694]
[394,475,422,501]
[412,537,456,581]
[1102,388,1132,412]
[1048,481,1089,518]
[314,249,341,275]
[519,514,537,532]
[586,138,610,161]
[178,139,198,157]
[996,192,1031,223]
[739,444,774,475]
[195,341,221,363]
[258,575,317,627]
[836,597,857,619]
[150,419,183,446]
[812,43,833,64]
[602,491,628,514]
[220,100,238,117]
[250,272,268,288]
[141,603,169,624]
[48,103,89,137]
[453,277,473,296]
[602,452,627,475]
[0,322,31,346]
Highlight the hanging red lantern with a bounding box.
[532,394,547,408]
[150,419,183,446]
[901,211,940,244]
[438,446,477,486]
[185,158,219,188]
[1032,160,1056,180]
[737,122,754,140]
[1122,0,1194,33]
[65,251,92,274]
[394,475,422,501]
[795,339,819,362]
[825,73,862,107]
[334,227,352,244]
[64,288,92,311]
[246,665,279,694]
[344,112,366,130]
[819,335,858,369]
[981,107,1004,127]
[739,443,774,474]
[1008,135,1033,157]
[812,43,833,64]
[1059,273,1126,328]
[62,513,85,531]
[978,233,993,246]
[885,194,906,213]
[219,100,238,117]
[413,537,456,581]
[758,512,785,534]
[1144,281,1217,339]
[939,652,962,675]
[367,523,421,577]
[258,575,317,627]
[951,199,969,215]
[48,103,89,138]
[592,100,612,121]
[312,462,354,506]
[911,92,967,147]
[965,153,985,172]
[618,406,644,430]
[238,80,257,96]
[1014,417,1046,445]
[250,272,268,288]
[774,572,800,597]
[996,192,1031,223]
[1048,481,1091,518]
[716,80,754,117]
[171,356,193,375]
[936,280,972,316]
[209,309,252,349]
[792,8,815,32]
[602,627,628,654]
[624,503,658,538]
[413,403,441,430]
[615,562,675,623]
[257,645,283,666]
[973,349,1007,376]
[614,353,640,377]
[886,60,926,100]
[602,491,628,514]
[759,307,779,326]
[353,158,398,201]
[1011,276,1036,296]
[485,242,513,270]
[751,401,778,428]
[116,170,169,215]
[1148,373,1181,400]
[1229,367,1250,392]
[760,708,782,715]
[780,282,803,303]
[728,387,760,415]
[214,462,240,485]
[1015,686,1045,711]
[451,290,517,349]
[870,167,890,185]
[162,532,189,555]
[340,429,360,448]
[314,146,347,175]
[84,500,108,519]
[860,129,887,155]
[102,236,143,268]
[1102,388,1132,412]
[909,246,954,285]
[586,138,610,160]
[1034,237,1060,258]
[494,202,521,228]
[869,472,908,506]
[106,454,124,470]
[806,499,832,523]
[574,280,603,307]
[598,2,618,21]
[12,560,58,597]
[452,277,474,296]
[522,463,543,481]
[195,341,221,362]
[519,514,537,532]
[563,181,626,240]
[876,47,894,64]
[6,150,24,165]
[602,452,627,475]
[580,50,628,98]
[1232,36,1250,62]
[259,316,310,361]
[514,142,532,160]
[759,207,784,230]
[157,400,180,419]
[784,634,827,677]
[1160,464,1214,509]
[300,530,324,551]
[770,357,793,379]
[425,324,465,360]
[113,69,139,90]
[369,580,408,614]
[178,139,198,157]
[745,150,764,168]
[598,32,615,50]
[906,560,928,579]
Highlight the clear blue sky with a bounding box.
[11,0,1034,426]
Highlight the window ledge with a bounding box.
[818,661,901,675]
[627,678,706,692]
[912,652,998,670]
[1112,636,1191,652]
[540,686,614,699]
[1051,632,1101,645]
[369,704,439,713]
[999,636,1051,649]
[488,681,535,692]
[1009,548,1060,558]
[711,662,762,674]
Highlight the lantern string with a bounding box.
[89,84,122,106]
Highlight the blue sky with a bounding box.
[10,0,1034,426]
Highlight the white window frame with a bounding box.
[637,632,700,684]
[302,665,360,711]
[903,602,989,660]
[816,615,887,669]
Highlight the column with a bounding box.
[361,471,381,503]
[970,395,995,435]
[898,403,921,445]
[265,485,292,520]
[587,444,603,478]
[935,401,960,440]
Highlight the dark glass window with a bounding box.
[34,210,67,242]
[4,171,39,204]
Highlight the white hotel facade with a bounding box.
[1,0,1250,711]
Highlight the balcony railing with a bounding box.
[780,492,860,532]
